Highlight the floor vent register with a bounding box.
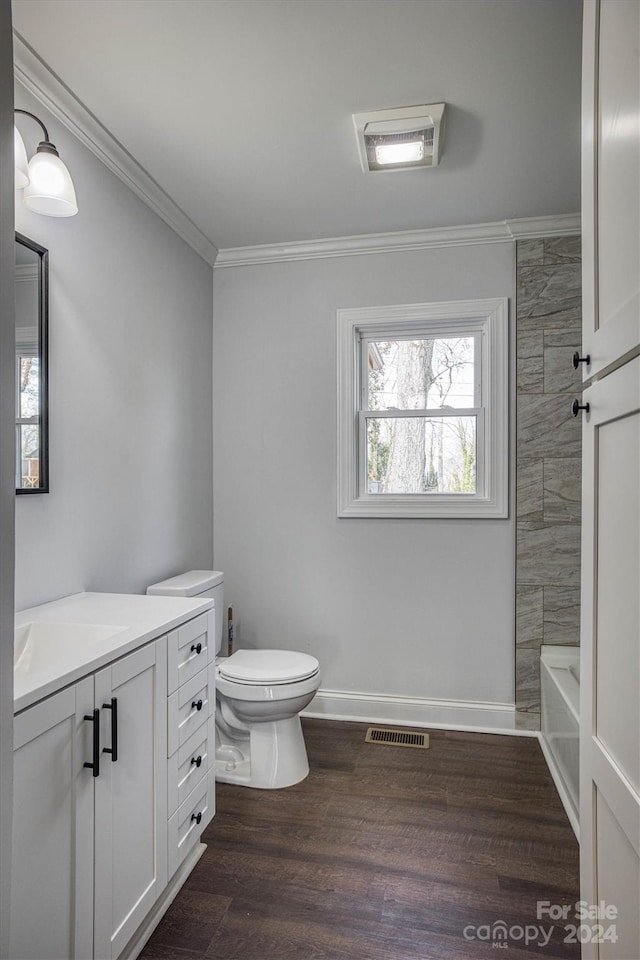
[365,727,430,749]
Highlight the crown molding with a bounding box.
[506,214,581,238]
[215,213,581,268]
[13,32,218,267]
[12,30,579,273]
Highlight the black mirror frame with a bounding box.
[15,232,49,495]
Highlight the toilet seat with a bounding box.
[218,649,320,685]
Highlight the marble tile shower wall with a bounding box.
[515,236,582,731]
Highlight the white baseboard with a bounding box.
[302,688,525,736]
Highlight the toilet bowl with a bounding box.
[215,649,321,789]
[146,570,321,789]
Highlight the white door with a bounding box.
[10,678,94,960]
[582,0,640,379]
[580,361,640,958]
[580,2,640,958]
[93,638,167,960]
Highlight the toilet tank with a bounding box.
[147,570,224,653]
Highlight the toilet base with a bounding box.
[215,714,310,789]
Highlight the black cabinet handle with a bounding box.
[191,811,202,825]
[191,699,203,712]
[83,709,100,777]
[102,697,118,762]
[191,642,202,655]
[191,755,203,768]
[572,351,591,370]
[571,398,590,417]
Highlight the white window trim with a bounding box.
[337,298,509,519]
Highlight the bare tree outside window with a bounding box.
[367,337,476,495]
[338,299,508,519]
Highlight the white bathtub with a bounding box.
[540,645,580,839]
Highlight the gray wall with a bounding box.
[515,236,582,730]
[14,86,214,611]
[213,243,516,705]
[0,2,15,953]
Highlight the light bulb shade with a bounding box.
[14,126,30,189]
[23,150,78,217]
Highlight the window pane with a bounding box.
[367,337,475,411]
[366,416,476,494]
[19,355,40,419]
[19,424,40,489]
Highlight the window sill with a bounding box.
[338,495,509,519]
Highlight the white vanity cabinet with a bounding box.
[10,677,95,960]
[93,638,168,959]
[10,636,168,960]
[166,612,215,878]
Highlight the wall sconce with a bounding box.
[14,109,78,217]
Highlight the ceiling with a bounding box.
[12,0,582,251]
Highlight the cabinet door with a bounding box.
[93,638,167,960]
[10,678,94,960]
[581,4,640,956]
[582,0,640,378]
[580,359,640,959]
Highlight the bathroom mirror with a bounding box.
[15,233,49,494]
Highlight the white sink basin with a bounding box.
[15,621,128,676]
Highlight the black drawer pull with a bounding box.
[191,811,202,825]
[191,755,203,768]
[191,699,203,712]
[102,697,118,762]
[191,642,202,655]
[572,351,591,370]
[83,709,100,777]
[571,398,590,417]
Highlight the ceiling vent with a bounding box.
[353,103,446,173]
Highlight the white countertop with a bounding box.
[15,592,213,713]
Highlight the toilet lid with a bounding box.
[219,649,320,684]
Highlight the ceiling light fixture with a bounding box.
[375,140,425,166]
[14,109,78,217]
[353,103,446,173]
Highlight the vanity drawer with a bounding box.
[167,665,212,756]
[167,717,213,817]
[167,773,214,879]
[167,613,209,694]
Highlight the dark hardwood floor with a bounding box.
[140,720,580,960]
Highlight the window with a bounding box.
[15,332,41,490]
[337,298,508,518]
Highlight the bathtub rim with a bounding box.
[540,644,580,724]
[539,644,580,841]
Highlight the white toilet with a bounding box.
[146,570,321,789]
